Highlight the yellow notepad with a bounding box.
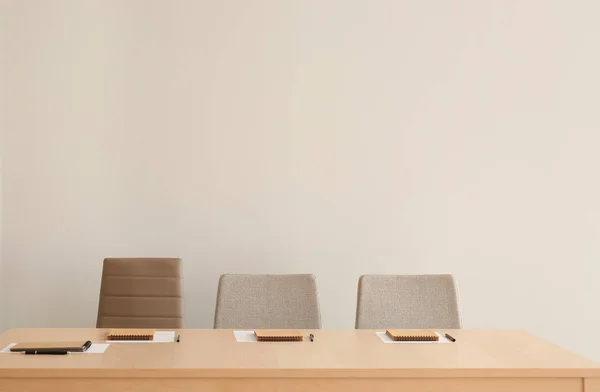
[254,330,303,342]
[385,329,439,341]
[107,329,155,341]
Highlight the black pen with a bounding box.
[25,350,68,355]
[444,333,456,342]
[176,335,181,343]
[309,334,314,342]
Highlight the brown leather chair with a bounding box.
[96,258,184,328]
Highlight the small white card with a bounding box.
[1,343,110,353]
[106,330,176,343]
[233,330,258,342]
[376,332,452,344]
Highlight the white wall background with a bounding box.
[0,100,3,333]
[0,7,5,332]
[1,0,600,359]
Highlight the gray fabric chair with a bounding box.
[96,258,184,328]
[214,274,322,329]
[355,274,461,329]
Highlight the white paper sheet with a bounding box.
[1,343,110,353]
[233,330,258,342]
[81,343,110,353]
[376,332,452,344]
[106,330,176,343]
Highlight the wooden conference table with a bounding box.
[0,328,599,392]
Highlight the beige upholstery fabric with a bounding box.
[96,258,184,328]
[214,274,321,329]
[355,274,461,329]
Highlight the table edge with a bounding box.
[2,368,600,379]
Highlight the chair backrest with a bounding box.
[355,274,461,329]
[96,258,184,328]
[214,274,321,329]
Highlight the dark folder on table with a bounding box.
[10,341,92,352]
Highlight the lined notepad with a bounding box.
[254,330,303,342]
[107,329,155,341]
[385,329,439,341]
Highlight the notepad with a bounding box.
[107,329,155,341]
[376,331,450,344]
[385,329,439,341]
[105,331,175,343]
[254,330,303,342]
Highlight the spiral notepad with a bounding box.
[385,329,439,341]
[254,330,303,342]
[107,329,155,341]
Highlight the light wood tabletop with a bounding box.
[0,328,599,392]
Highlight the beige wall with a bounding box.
[0,7,5,332]
[0,107,2,333]
[1,0,600,359]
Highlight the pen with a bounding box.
[444,333,456,342]
[25,350,68,355]
[176,335,181,343]
[309,334,314,342]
